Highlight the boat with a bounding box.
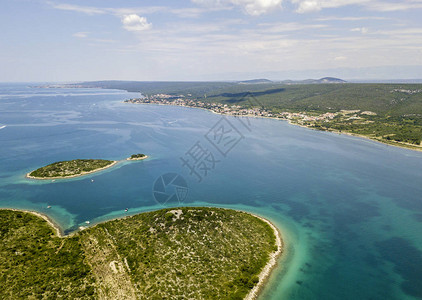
[47,205,51,209]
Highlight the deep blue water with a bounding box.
[1,83,422,299]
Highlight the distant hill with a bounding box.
[59,78,343,94]
[63,80,236,95]
[238,79,273,84]
[280,77,346,84]
[318,77,347,83]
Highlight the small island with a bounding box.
[127,153,148,161]
[0,207,282,299]
[27,159,117,180]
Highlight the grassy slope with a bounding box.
[204,83,422,115]
[0,210,95,299]
[29,159,114,178]
[1,208,278,300]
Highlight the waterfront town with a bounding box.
[124,94,372,126]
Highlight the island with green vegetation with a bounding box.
[127,153,148,161]
[27,159,117,180]
[64,80,422,151]
[0,207,282,299]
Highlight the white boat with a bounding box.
[0,125,6,130]
[85,221,90,224]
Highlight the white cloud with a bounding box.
[258,22,327,32]
[316,16,387,21]
[49,2,216,19]
[292,0,422,13]
[294,0,321,13]
[291,0,373,13]
[351,27,368,34]
[192,0,283,15]
[49,0,422,17]
[121,14,152,32]
[365,1,422,11]
[48,3,106,15]
[73,32,88,38]
[241,0,284,15]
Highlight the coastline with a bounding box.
[244,213,284,300]
[220,111,422,153]
[126,101,422,153]
[0,208,64,237]
[286,119,422,153]
[1,206,286,300]
[1,206,284,299]
[25,160,119,180]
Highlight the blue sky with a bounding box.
[1,0,422,81]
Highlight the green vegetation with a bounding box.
[129,153,146,159]
[29,159,115,178]
[307,114,422,146]
[84,80,422,149]
[198,83,422,147]
[1,208,279,299]
[0,210,95,299]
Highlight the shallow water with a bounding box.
[1,83,422,299]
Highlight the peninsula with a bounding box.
[27,159,117,180]
[0,207,283,299]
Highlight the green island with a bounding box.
[65,80,422,151]
[0,207,282,300]
[27,159,117,179]
[127,153,148,161]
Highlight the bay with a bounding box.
[1,83,422,299]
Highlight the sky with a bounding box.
[0,0,422,82]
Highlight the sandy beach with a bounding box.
[26,160,119,180]
[1,208,64,237]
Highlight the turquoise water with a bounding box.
[1,83,422,299]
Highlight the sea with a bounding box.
[0,83,422,300]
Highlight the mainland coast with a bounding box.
[125,97,422,153]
